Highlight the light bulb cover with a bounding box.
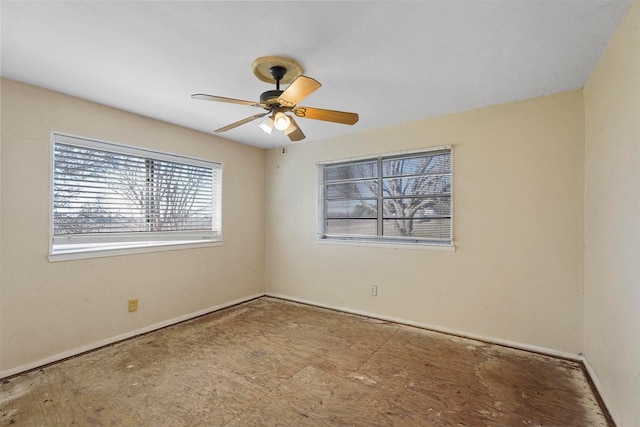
[273,112,291,131]
[258,116,274,135]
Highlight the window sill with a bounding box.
[48,240,223,262]
[316,238,455,252]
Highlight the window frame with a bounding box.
[317,146,454,249]
[49,132,223,262]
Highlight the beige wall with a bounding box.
[0,79,265,373]
[3,6,638,419]
[265,90,585,354]
[584,1,640,425]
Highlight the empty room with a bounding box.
[1,1,638,426]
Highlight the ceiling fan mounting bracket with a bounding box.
[269,66,286,83]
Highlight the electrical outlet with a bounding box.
[128,299,138,312]
[370,285,378,296]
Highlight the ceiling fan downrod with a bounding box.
[259,66,287,105]
[270,66,286,90]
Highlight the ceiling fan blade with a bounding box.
[192,93,263,108]
[277,76,321,107]
[293,106,359,125]
[286,116,305,142]
[215,112,268,133]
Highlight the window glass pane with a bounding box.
[383,218,451,239]
[51,133,221,254]
[325,219,377,236]
[326,199,377,218]
[54,143,213,235]
[326,180,377,199]
[382,196,451,219]
[382,175,451,197]
[325,161,377,182]
[321,148,452,244]
[382,153,451,177]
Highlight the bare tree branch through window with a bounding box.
[322,149,452,243]
[51,133,221,254]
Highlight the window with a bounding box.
[50,132,222,259]
[319,147,452,246]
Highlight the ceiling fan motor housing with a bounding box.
[260,90,283,106]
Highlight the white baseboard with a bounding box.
[581,356,620,427]
[3,292,616,426]
[265,292,582,361]
[0,293,265,380]
[266,294,624,422]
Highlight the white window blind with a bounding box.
[320,148,452,245]
[51,133,222,255]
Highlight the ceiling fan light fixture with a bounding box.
[193,56,358,141]
[273,112,291,131]
[258,116,274,134]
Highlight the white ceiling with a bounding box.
[1,1,632,149]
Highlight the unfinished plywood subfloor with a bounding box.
[1,297,611,426]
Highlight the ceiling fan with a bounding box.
[192,56,359,142]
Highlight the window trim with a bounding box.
[317,146,454,249]
[48,240,223,263]
[49,131,223,261]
